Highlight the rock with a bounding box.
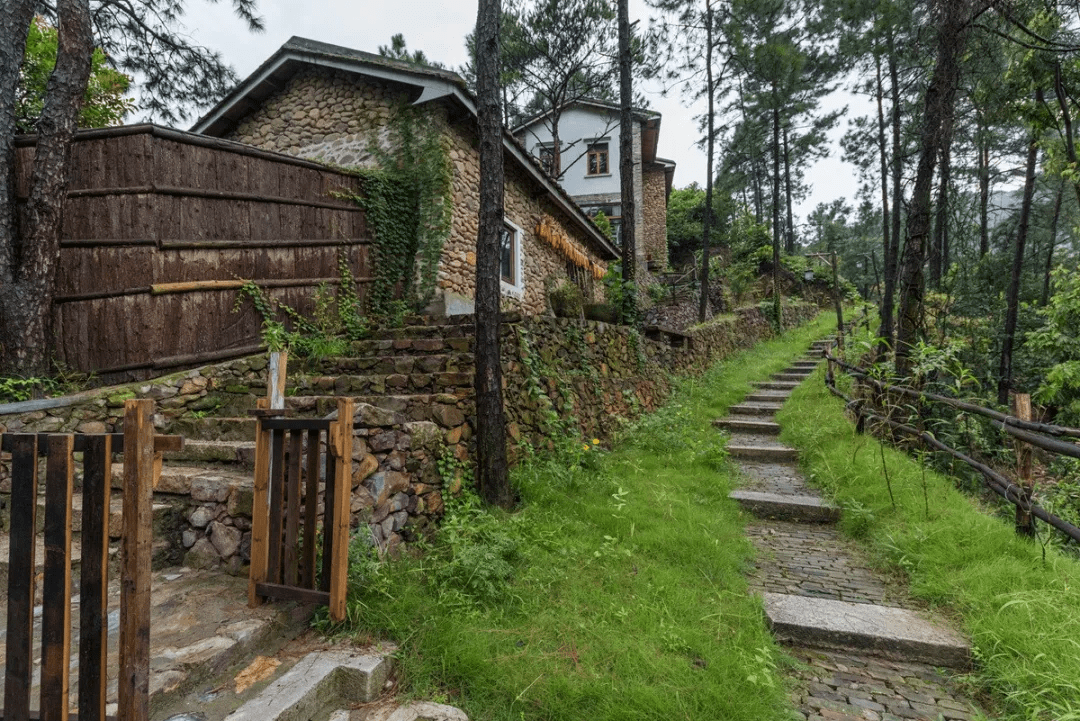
[182,529,198,549]
[209,521,243,558]
[369,431,397,452]
[77,421,108,434]
[190,475,231,503]
[355,403,401,427]
[365,471,410,507]
[227,486,254,517]
[184,538,220,569]
[390,492,409,513]
[189,506,215,529]
[431,404,465,428]
[404,421,440,450]
[353,454,379,486]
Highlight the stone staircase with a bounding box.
[717,339,986,721]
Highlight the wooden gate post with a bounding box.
[4,434,39,721]
[1013,393,1036,537]
[328,398,353,622]
[249,351,287,607]
[119,399,155,721]
[41,434,75,721]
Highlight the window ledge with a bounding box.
[585,173,613,179]
[501,280,524,299]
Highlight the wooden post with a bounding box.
[119,400,154,721]
[248,397,271,607]
[1013,393,1036,537]
[41,435,74,721]
[328,398,353,622]
[80,434,112,721]
[832,250,845,352]
[268,351,288,410]
[4,434,39,721]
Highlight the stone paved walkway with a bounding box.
[719,340,987,721]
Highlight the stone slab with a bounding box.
[762,592,971,668]
[753,381,800,391]
[745,392,791,403]
[727,444,798,462]
[730,403,784,416]
[224,649,391,721]
[714,418,781,434]
[773,373,810,382]
[730,490,840,523]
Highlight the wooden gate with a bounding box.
[248,398,353,622]
[1,399,180,721]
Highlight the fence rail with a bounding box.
[823,345,1080,544]
[1,399,180,721]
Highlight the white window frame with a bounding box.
[500,218,525,299]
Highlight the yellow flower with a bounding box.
[582,444,590,451]
[591,438,600,445]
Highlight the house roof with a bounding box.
[191,36,619,260]
[512,99,666,165]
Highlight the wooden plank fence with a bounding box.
[0,399,181,721]
[248,397,353,622]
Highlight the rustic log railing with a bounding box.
[823,345,1080,544]
[247,397,353,622]
[0,399,181,721]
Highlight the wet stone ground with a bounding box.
[788,647,982,721]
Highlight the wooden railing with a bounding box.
[1,399,181,721]
[248,397,353,622]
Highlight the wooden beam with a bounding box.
[4,435,39,721]
[328,398,353,622]
[79,435,112,721]
[41,434,75,721]
[1013,393,1035,537]
[248,398,271,607]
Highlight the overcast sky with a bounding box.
[172,0,863,225]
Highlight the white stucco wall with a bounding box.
[516,106,624,198]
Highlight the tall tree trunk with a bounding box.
[618,0,636,319]
[473,0,511,507]
[978,130,990,257]
[874,47,891,307]
[0,0,93,375]
[783,124,795,254]
[929,121,952,288]
[771,100,782,327]
[1042,178,1064,306]
[878,26,903,354]
[1053,61,1080,208]
[896,0,974,377]
[752,162,763,223]
[698,0,715,323]
[997,127,1039,406]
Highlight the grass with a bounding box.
[327,312,838,721]
[778,359,1080,721]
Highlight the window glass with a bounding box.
[587,143,609,175]
[500,224,516,285]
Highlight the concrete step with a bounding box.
[753,381,800,391]
[726,443,798,462]
[745,391,791,404]
[164,439,256,469]
[730,403,784,416]
[224,649,391,721]
[289,371,473,397]
[729,490,840,523]
[772,373,809,382]
[762,592,971,668]
[714,418,781,434]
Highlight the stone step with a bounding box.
[224,649,391,721]
[167,416,257,442]
[791,360,820,367]
[296,352,474,377]
[112,462,252,499]
[350,336,474,357]
[286,393,471,427]
[762,592,971,668]
[164,439,256,469]
[726,443,798,462]
[714,418,781,434]
[729,490,840,523]
[772,373,809,382]
[369,324,473,341]
[730,403,784,416]
[753,381,800,391]
[744,391,791,404]
[288,371,473,397]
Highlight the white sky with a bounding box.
[170,0,862,222]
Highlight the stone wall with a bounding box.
[222,68,609,316]
[642,168,668,269]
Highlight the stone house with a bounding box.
[191,37,619,316]
[511,100,676,271]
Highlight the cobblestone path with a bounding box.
[717,340,987,721]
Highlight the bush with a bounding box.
[549,280,584,319]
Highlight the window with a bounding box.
[538,144,559,176]
[587,143,609,175]
[500,220,524,298]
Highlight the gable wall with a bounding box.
[222,69,607,314]
[643,168,668,268]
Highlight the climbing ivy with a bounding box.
[343,104,453,316]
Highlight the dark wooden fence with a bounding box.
[14,125,372,381]
[1,399,180,721]
[248,397,353,622]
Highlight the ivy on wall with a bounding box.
[345,104,453,316]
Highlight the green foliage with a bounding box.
[591,210,615,242]
[343,105,453,316]
[17,17,135,133]
[601,262,638,325]
[0,376,60,404]
[1026,266,1080,425]
[665,184,734,258]
[549,279,584,318]
[327,314,835,720]
[232,252,369,358]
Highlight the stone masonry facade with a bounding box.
[642,168,668,269]
[225,69,607,315]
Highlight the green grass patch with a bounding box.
[325,312,836,721]
[779,369,1080,721]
